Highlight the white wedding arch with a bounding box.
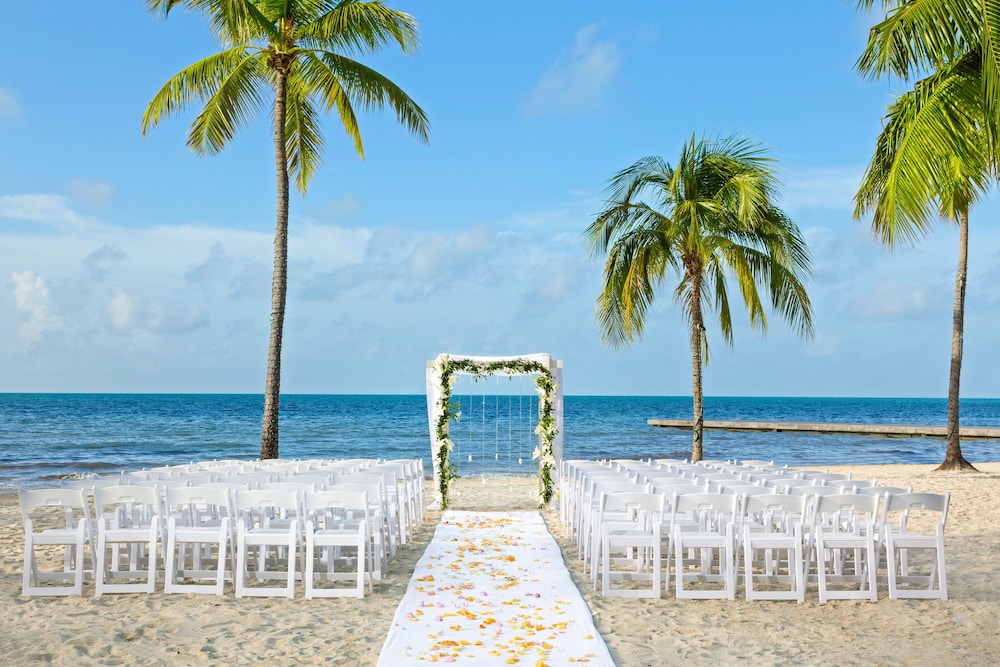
[426,353,564,509]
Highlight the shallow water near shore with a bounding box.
[1,393,998,490]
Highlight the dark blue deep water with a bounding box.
[1,394,997,490]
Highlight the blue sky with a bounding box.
[2,1,999,397]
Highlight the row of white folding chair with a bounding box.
[335,472,399,560]
[233,488,373,599]
[557,460,613,547]
[233,477,389,583]
[166,485,373,598]
[567,462,947,600]
[377,459,426,534]
[26,482,376,598]
[21,484,161,597]
[364,461,418,547]
[776,490,948,603]
[590,488,740,599]
[559,460,611,541]
[573,468,646,567]
[589,485,945,603]
[163,484,374,598]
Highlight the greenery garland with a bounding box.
[432,355,558,509]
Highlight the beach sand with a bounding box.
[2,463,999,666]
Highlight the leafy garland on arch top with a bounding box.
[433,356,558,509]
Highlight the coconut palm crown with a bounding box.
[587,135,814,462]
[854,0,995,471]
[142,0,429,460]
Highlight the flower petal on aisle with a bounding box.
[378,511,615,666]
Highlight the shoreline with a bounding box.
[2,463,999,665]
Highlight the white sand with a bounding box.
[2,463,999,666]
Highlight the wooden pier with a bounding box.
[646,419,1000,440]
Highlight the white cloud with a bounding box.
[65,178,114,209]
[84,244,127,280]
[0,194,100,232]
[106,288,135,330]
[782,166,864,212]
[0,87,19,118]
[849,280,947,320]
[104,287,209,335]
[315,194,361,222]
[521,23,620,117]
[10,270,63,343]
[805,331,840,357]
[185,242,232,288]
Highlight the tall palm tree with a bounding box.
[587,135,814,462]
[854,0,995,471]
[142,0,429,459]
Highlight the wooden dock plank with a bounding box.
[646,419,1000,439]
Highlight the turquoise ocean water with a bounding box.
[1,394,998,491]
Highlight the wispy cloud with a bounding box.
[65,178,114,209]
[521,23,620,118]
[848,280,948,320]
[781,166,864,212]
[0,87,20,119]
[0,194,102,232]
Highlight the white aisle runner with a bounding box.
[378,511,616,666]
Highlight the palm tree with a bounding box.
[142,0,429,459]
[587,135,814,462]
[854,0,996,471]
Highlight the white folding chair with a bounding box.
[812,494,879,603]
[94,485,161,596]
[742,494,808,602]
[584,478,647,582]
[234,489,302,598]
[303,490,372,598]
[670,492,740,600]
[336,473,397,561]
[163,486,235,595]
[597,491,664,598]
[884,492,950,600]
[331,482,388,579]
[20,488,94,596]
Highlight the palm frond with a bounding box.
[147,0,279,44]
[707,261,736,346]
[306,0,419,55]
[295,50,363,156]
[186,51,270,154]
[854,53,984,246]
[595,228,669,349]
[855,0,980,79]
[319,51,429,142]
[284,76,326,193]
[142,47,268,151]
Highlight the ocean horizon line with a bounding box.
[2,391,999,401]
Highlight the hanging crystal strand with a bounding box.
[493,375,500,461]
[529,386,535,465]
[508,387,513,491]
[517,376,524,465]
[481,376,486,483]
[467,378,473,465]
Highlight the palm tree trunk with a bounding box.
[260,65,291,460]
[689,275,705,463]
[937,209,977,471]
